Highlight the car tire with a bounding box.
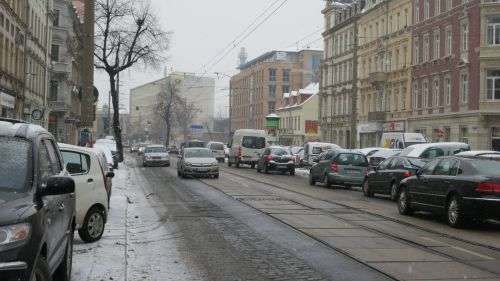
[53,228,74,281]
[236,161,240,168]
[447,195,467,228]
[32,256,51,281]
[177,170,181,177]
[363,180,374,197]
[228,159,232,167]
[251,163,255,169]
[214,173,219,179]
[323,174,331,188]
[78,206,106,243]
[290,169,295,176]
[264,165,269,174]
[308,172,316,186]
[256,165,261,173]
[398,187,413,215]
[390,182,399,201]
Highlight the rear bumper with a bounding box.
[462,197,500,220]
[267,163,295,170]
[327,173,364,186]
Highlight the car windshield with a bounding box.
[242,136,266,149]
[336,153,368,166]
[146,147,167,153]
[186,141,206,148]
[270,148,290,156]
[470,160,500,176]
[0,137,32,192]
[210,143,224,150]
[185,149,213,158]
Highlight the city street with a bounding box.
[72,154,500,281]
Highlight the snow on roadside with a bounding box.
[72,163,201,281]
[295,168,310,178]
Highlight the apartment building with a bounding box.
[0,1,27,118]
[409,0,500,150]
[357,0,413,147]
[230,50,322,132]
[320,1,360,148]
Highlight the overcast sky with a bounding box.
[95,0,325,116]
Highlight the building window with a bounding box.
[445,26,452,56]
[424,0,430,19]
[53,10,60,26]
[486,70,500,100]
[282,85,290,95]
[415,0,420,23]
[423,34,430,62]
[433,30,440,59]
[414,37,420,64]
[268,102,275,113]
[413,82,420,109]
[435,0,441,15]
[445,76,451,105]
[461,22,468,52]
[51,44,59,62]
[460,72,468,104]
[434,79,440,106]
[487,17,500,45]
[283,69,290,82]
[49,80,58,101]
[423,80,429,107]
[269,69,276,81]
[459,126,469,144]
[446,0,452,10]
[269,85,276,99]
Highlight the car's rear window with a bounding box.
[146,147,167,153]
[242,136,266,149]
[271,148,290,156]
[336,153,368,166]
[470,160,500,176]
[0,137,32,192]
[209,143,224,150]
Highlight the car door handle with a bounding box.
[87,178,94,183]
[444,180,451,184]
[58,203,65,212]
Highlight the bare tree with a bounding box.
[94,0,169,161]
[155,80,178,147]
[172,97,200,141]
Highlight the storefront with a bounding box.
[357,122,382,148]
[0,92,15,118]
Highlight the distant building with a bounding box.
[276,83,320,146]
[230,50,323,132]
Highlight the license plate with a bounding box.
[197,168,208,172]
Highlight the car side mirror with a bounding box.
[178,155,182,159]
[106,171,115,178]
[39,176,75,197]
[66,163,83,174]
[373,166,378,172]
[416,169,423,177]
[312,157,319,163]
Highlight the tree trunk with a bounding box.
[109,74,124,162]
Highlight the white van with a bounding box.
[380,132,428,149]
[303,142,341,166]
[207,141,226,163]
[228,129,267,168]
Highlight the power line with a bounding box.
[282,27,323,50]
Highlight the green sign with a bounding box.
[266,117,280,129]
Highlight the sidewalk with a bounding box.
[71,163,199,281]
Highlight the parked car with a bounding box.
[177,148,219,178]
[380,132,428,149]
[169,145,179,154]
[95,138,119,168]
[59,143,112,243]
[363,156,426,200]
[303,142,341,166]
[92,146,114,203]
[357,147,382,157]
[309,149,369,188]
[256,146,295,175]
[455,150,500,159]
[398,142,470,160]
[94,144,114,170]
[207,141,226,163]
[228,129,267,168]
[368,149,402,167]
[142,145,170,167]
[0,118,75,281]
[398,156,500,227]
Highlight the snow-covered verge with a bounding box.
[295,168,310,178]
[71,163,199,281]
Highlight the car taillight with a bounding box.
[476,182,500,194]
[330,163,338,173]
[267,155,273,161]
[237,147,242,157]
[403,171,412,178]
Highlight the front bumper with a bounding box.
[0,261,30,281]
[463,197,500,220]
[144,159,170,166]
[327,173,364,186]
[184,166,219,176]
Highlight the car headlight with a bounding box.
[185,162,192,167]
[0,223,31,250]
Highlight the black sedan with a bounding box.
[363,156,426,201]
[397,156,500,228]
[256,146,295,175]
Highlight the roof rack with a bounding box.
[0,118,27,124]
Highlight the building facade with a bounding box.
[409,0,500,150]
[277,83,320,146]
[230,50,323,132]
[320,1,360,148]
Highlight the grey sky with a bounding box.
[95,0,325,115]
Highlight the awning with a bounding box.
[0,92,15,109]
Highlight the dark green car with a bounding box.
[309,149,369,188]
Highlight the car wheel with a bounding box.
[228,159,232,167]
[390,182,399,201]
[363,180,374,197]
[78,207,106,243]
[290,169,295,176]
[323,174,331,187]
[251,163,255,169]
[264,165,269,174]
[214,173,219,179]
[398,187,413,215]
[236,161,240,168]
[32,256,51,281]
[447,195,467,228]
[177,170,181,177]
[256,165,261,173]
[53,227,74,281]
[308,172,316,186]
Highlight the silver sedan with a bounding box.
[177,148,219,178]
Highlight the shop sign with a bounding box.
[305,120,319,135]
[383,121,405,132]
[278,128,294,135]
[0,92,15,109]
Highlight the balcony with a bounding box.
[367,111,387,122]
[49,101,69,112]
[369,72,388,84]
[51,61,71,74]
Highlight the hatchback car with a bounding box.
[207,141,226,163]
[398,156,500,227]
[142,145,170,167]
[367,149,401,167]
[177,148,219,178]
[0,119,75,281]
[256,146,295,175]
[309,149,369,188]
[364,156,426,200]
[59,143,112,243]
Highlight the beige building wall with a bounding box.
[277,93,320,146]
